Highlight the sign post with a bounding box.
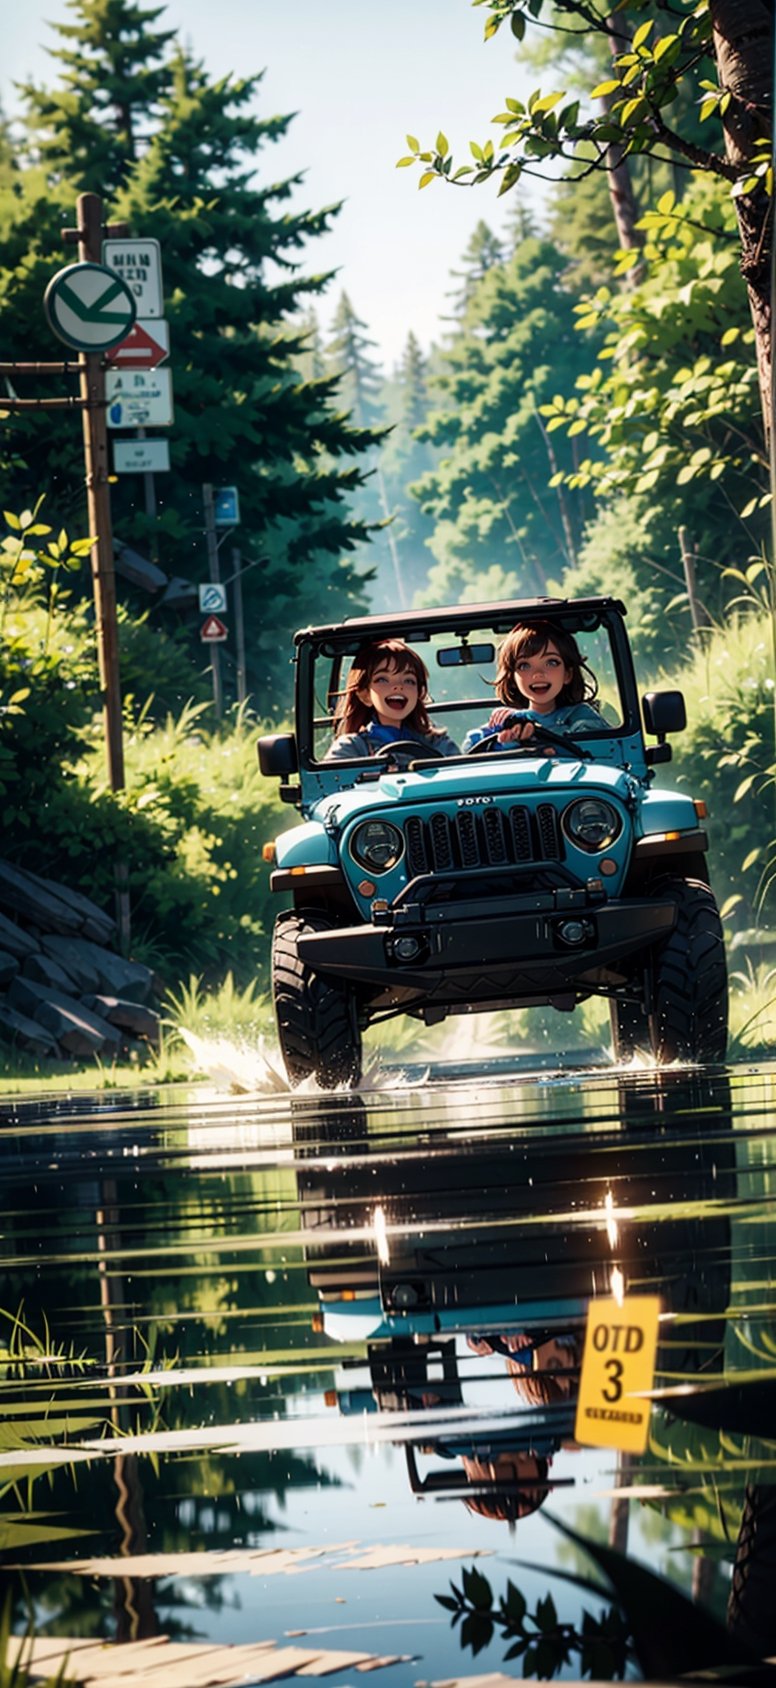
[202,484,225,720]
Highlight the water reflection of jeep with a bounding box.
[259,597,728,1088]
[293,1076,733,1373]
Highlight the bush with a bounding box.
[662,612,774,930]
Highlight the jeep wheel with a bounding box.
[649,877,728,1064]
[272,910,362,1089]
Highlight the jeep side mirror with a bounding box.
[642,691,686,735]
[258,733,298,777]
[642,690,686,765]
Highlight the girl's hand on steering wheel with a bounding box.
[486,707,535,745]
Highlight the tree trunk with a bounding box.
[710,0,773,449]
[602,17,644,265]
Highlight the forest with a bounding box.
[0,0,773,1068]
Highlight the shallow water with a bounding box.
[2,1058,776,1683]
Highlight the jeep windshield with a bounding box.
[302,601,632,768]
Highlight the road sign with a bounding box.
[113,439,171,475]
[575,1295,660,1454]
[44,262,137,352]
[102,238,163,317]
[106,368,174,428]
[198,583,228,615]
[200,615,228,642]
[104,318,170,370]
[214,487,240,526]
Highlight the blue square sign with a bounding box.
[214,486,240,527]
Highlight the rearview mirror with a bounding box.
[437,642,495,668]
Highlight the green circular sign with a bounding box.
[44,261,137,353]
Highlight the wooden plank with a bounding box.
[297,1652,373,1675]
[4,1636,405,1686]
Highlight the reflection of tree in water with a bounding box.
[2,1139,341,1645]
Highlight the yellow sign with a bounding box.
[574,1296,661,1453]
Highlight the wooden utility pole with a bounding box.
[62,193,131,946]
[232,547,247,706]
[62,194,128,790]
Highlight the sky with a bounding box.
[3,0,538,370]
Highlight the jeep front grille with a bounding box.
[403,804,563,878]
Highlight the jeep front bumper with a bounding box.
[296,885,677,1006]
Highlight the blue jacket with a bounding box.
[326,720,460,761]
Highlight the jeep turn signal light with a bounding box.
[262,842,276,863]
[694,799,708,819]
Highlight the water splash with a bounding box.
[176,1028,424,1096]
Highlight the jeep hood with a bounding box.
[310,755,637,827]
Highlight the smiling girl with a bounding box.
[326,638,460,760]
[463,621,600,752]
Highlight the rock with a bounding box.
[0,860,83,935]
[24,869,115,945]
[8,977,122,1057]
[39,936,102,994]
[0,910,39,960]
[82,995,161,1043]
[0,862,156,1064]
[23,953,78,993]
[0,1004,60,1057]
[39,935,152,1004]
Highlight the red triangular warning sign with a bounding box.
[200,615,228,641]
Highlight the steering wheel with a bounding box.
[374,740,441,764]
[464,717,594,762]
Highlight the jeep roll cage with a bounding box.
[293,594,642,765]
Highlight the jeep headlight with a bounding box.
[562,798,621,852]
[350,820,404,873]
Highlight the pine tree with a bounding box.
[0,0,379,712]
[380,333,436,601]
[326,291,384,428]
[324,292,412,608]
[411,233,591,605]
[445,220,505,318]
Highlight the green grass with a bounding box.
[2,944,774,1097]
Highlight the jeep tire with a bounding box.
[649,876,728,1064]
[272,910,362,1089]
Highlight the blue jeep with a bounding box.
[259,596,727,1086]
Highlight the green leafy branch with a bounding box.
[397,0,742,198]
[436,1563,630,1677]
[436,1512,769,1680]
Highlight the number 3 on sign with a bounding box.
[574,1296,661,1453]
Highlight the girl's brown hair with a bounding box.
[332,639,437,737]
[462,1454,550,1523]
[495,621,598,709]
